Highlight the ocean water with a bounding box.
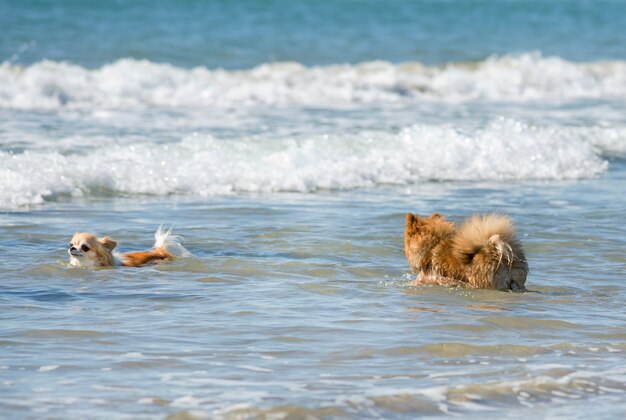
[1,0,625,418]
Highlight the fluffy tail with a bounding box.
[120,225,191,267]
[153,225,192,258]
[454,214,528,290]
[453,214,517,268]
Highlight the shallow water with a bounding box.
[2,170,625,418]
[2,0,626,418]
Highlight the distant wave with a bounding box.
[1,53,625,110]
[0,118,615,208]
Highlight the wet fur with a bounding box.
[404,213,528,291]
[68,227,189,268]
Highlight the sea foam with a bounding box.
[0,119,613,208]
[1,53,625,110]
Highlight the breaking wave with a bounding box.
[1,53,625,109]
[0,118,616,208]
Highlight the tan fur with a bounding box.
[404,212,528,291]
[120,249,172,267]
[68,233,117,267]
[68,233,176,268]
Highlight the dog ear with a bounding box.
[405,213,422,234]
[99,236,117,251]
[429,212,442,219]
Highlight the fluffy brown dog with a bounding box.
[68,226,190,268]
[404,213,528,290]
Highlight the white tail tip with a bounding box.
[154,224,192,258]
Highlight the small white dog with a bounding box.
[68,226,190,268]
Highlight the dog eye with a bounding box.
[81,245,90,252]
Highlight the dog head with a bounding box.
[68,233,117,267]
[404,212,455,272]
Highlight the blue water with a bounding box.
[3,0,626,68]
[1,0,625,418]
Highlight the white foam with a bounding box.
[0,118,613,208]
[121,352,143,358]
[171,395,203,407]
[589,127,626,157]
[137,398,155,404]
[236,365,273,373]
[1,53,625,110]
[38,365,59,372]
